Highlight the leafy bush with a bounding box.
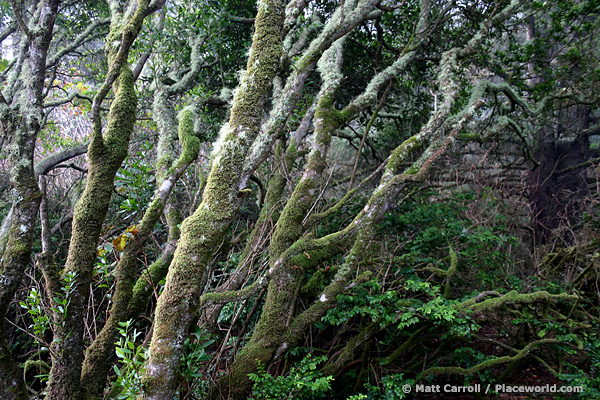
[249,355,333,400]
[113,320,147,399]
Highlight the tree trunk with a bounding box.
[0,126,41,400]
[141,1,285,398]
[0,0,61,396]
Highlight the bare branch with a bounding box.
[34,141,89,177]
[46,18,111,69]
[230,16,255,24]
[9,0,31,38]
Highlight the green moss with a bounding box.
[166,204,182,241]
[177,109,198,156]
[458,291,579,313]
[103,66,136,163]
[161,107,200,177]
[23,359,50,376]
[294,48,322,74]
[128,257,170,318]
[302,270,324,295]
[386,135,420,176]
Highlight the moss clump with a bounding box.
[302,269,325,296]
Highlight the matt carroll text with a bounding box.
[412,383,584,395]
[415,384,482,393]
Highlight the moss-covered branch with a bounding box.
[304,155,388,227]
[199,276,269,309]
[90,0,166,128]
[241,0,381,187]
[477,336,560,379]
[214,28,352,400]
[34,141,89,178]
[46,0,166,394]
[125,99,203,323]
[46,64,137,400]
[287,271,372,345]
[422,246,457,298]
[339,0,433,122]
[457,290,579,313]
[46,18,111,69]
[539,240,599,277]
[199,141,294,327]
[416,339,560,381]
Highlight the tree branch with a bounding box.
[416,339,561,381]
[34,141,89,178]
[46,18,111,69]
[9,0,30,38]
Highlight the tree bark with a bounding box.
[45,0,166,396]
[0,0,61,397]
[80,106,199,398]
[141,1,286,398]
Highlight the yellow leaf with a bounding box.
[112,235,128,252]
[125,225,139,235]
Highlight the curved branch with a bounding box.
[249,174,266,209]
[416,339,560,381]
[46,18,111,69]
[132,7,166,81]
[34,141,89,178]
[91,0,166,135]
[459,290,579,313]
[230,16,255,25]
[0,22,17,45]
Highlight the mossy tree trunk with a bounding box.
[141,1,285,398]
[213,39,349,400]
[44,65,137,400]
[200,1,386,345]
[0,0,61,398]
[199,140,295,327]
[44,0,165,398]
[125,32,228,323]
[79,106,199,398]
[78,33,221,391]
